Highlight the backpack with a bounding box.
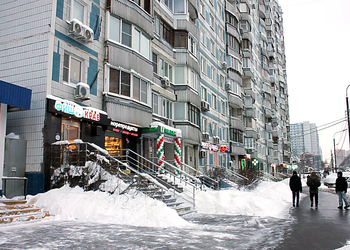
[310,178,318,191]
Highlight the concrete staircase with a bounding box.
[0,199,50,224]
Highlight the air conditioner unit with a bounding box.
[74,82,90,100]
[82,25,94,43]
[201,101,210,111]
[199,150,207,158]
[202,133,209,141]
[69,19,84,37]
[161,77,170,88]
[226,82,232,91]
[221,61,227,70]
[213,137,220,144]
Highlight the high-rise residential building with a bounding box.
[0,0,291,194]
[290,121,321,167]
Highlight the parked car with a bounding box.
[323,172,350,188]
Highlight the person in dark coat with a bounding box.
[335,171,350,210]
[289,171,302,207]
[306,171,321,208]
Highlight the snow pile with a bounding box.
[195,178,300,219]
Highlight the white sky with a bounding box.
[277,0,350,162]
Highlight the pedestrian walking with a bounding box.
[335,171,350,210]
[307,171,321,208]
[289,171,302,207]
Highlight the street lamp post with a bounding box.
[346,85,350,149]
[333,129,347,170]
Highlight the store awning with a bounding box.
[0,80,32,111]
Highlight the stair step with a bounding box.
[0,211,50,224]
[0,207,42,217]
[0,200,27,206]
[163,198,177,204]
[166,201,184,207]
[175,206,194,216]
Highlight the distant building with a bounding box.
[290,121,322,168]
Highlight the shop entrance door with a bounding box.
[61,118,80,143]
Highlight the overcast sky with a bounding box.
[277,0,350,162]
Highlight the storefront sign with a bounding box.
[54,100,100,121]
[110,121,139,137]
[220,145,230,153]
[201,142,219,152]
[164,137,175,143]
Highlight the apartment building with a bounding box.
[0,0,291,194]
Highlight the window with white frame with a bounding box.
[202,117,208,133]
[219,49,224,62]
[164,0,185,13]
[67,0,85,22]
[211,66,216,81]
[212,122,217,136]
[152,93,173,119]
[109,67,149,103]
[109,15,151,59]
[210,39,215,55]
[219,74,225,89]
[223,127,227,142]
[159,58,173,82]
[245,137,255,149]
[188,103,200,126]
[212,94,217,109]
[200,29,205,46]
[221,100,226,115]
[63,53,82,84]
[209,14,214,30]
[189,69,199,91]
[201,56,207,74]
[218,26,223,41]
[189,36,197,56]
[201,86,208,101]
[199,1,205,17]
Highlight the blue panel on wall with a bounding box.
[56,0,64,19]
[209,153,213,165]
[90,3,101,40]
[0,80,32,110]
[87,57,98,96]
[25,173,45,195]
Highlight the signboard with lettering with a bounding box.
[110,121,140,137]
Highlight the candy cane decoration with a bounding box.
[174,138,181,174]
[157,133,165,174]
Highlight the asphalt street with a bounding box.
[275,187,350,250]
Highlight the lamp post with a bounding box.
[333,129,347,170]
[346,85,350,149]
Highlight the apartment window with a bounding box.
[156,16,174,47]
[241,21,251,32]
[188,103,200,126]
[209,14,214,30]
[211,66,216,81]
[109,67,148,102]
[201,86,208,101]
[109,15,150,59]
[230,128,243,143]
[161,98,173,119]
[242,39,251,50]
[174,30,188,48]
[159,58,173,82]
[226,12,238,28]
[67,0,85,22]
[238,3,250,14]
[152,93,159,114]
[218,26,223,41]
[200,29,205,45]
[219,74,225,89]
[212,94,217,109]
[199,1,205,17]
[152,53,158,73]
[202,117,208,133]
[201,56,207,74]
[189,69,199,91]
[132,0,151,14]
[219,49,224,62]
[223,127,227,142]
[210,39,215,55]
[221,100,226,115]
[63,53,82,84]
[189,36,196,56]
[212,122,217,136]
[245,138,254,149]
[227,34,239,52]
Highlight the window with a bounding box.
[189,36,196,56]
[174,30,188,48]
[63,53,82,84]
[201,56,207,74]
[212,122,217,136]
[199,1,205,17]
[131,0,151,14]
[189,69,199,91]
[201,87,208,101]
[159,58,173,82]
[211,66,216,81]
[219,49,224,62]
[210,39,215,55]
[109,67,148,103]
[152,93,173,119]
[230,128,243,143]
[188,103,200,126]
[221,100,226,115]
[202,117,208,133]
[152,93,159,113]
[109,16,150,59]
[200,29,205,45]
[218,26,223,41]
[223,127,227,142]
[212,94,217,109]
[226,12,238,28]
[209,14,214,29]
[67,0,85,22]
[219,74,225,89]
[156,16,174,47]
[152,53,158,73]
[227,34,240,52]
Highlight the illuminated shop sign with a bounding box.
[201,142,219,152]
[110,121,139,137]
[54,100,100,121]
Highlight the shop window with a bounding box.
[67,0,85,22]
[105,136,122,157]
[63,53,82,84]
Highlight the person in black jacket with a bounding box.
[335,171,350,210]
[289,171,302,207]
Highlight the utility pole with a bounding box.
[331,150,334,172]
[346,84,350,150]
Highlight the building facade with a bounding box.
[0,0,291,193]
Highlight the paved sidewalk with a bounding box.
[276,188,350,250]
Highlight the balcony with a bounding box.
[262,83,271,95]
[226,24,240,41]
[230,117,245,131]
[225,0,240,17]
[246,128,257,139]
[265,122,272,132]
[245,108,256,118]
[241,13,253,26]
[273,130,280,139]
[267,140,273,149]
[230,141,246,155]
[242,31,254,44]
[228,92,244,109]
[267,155,275,163]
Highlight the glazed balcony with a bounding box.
[246,128,257,139]
[226,23,240,42]
[225,0,240,17]
[230,117,245,131]
[230,141,246,155]
[228,92,244,109]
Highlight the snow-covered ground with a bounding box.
[24,178,305,228]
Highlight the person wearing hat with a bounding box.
[335,171,350,210]
[289,170,302,207]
